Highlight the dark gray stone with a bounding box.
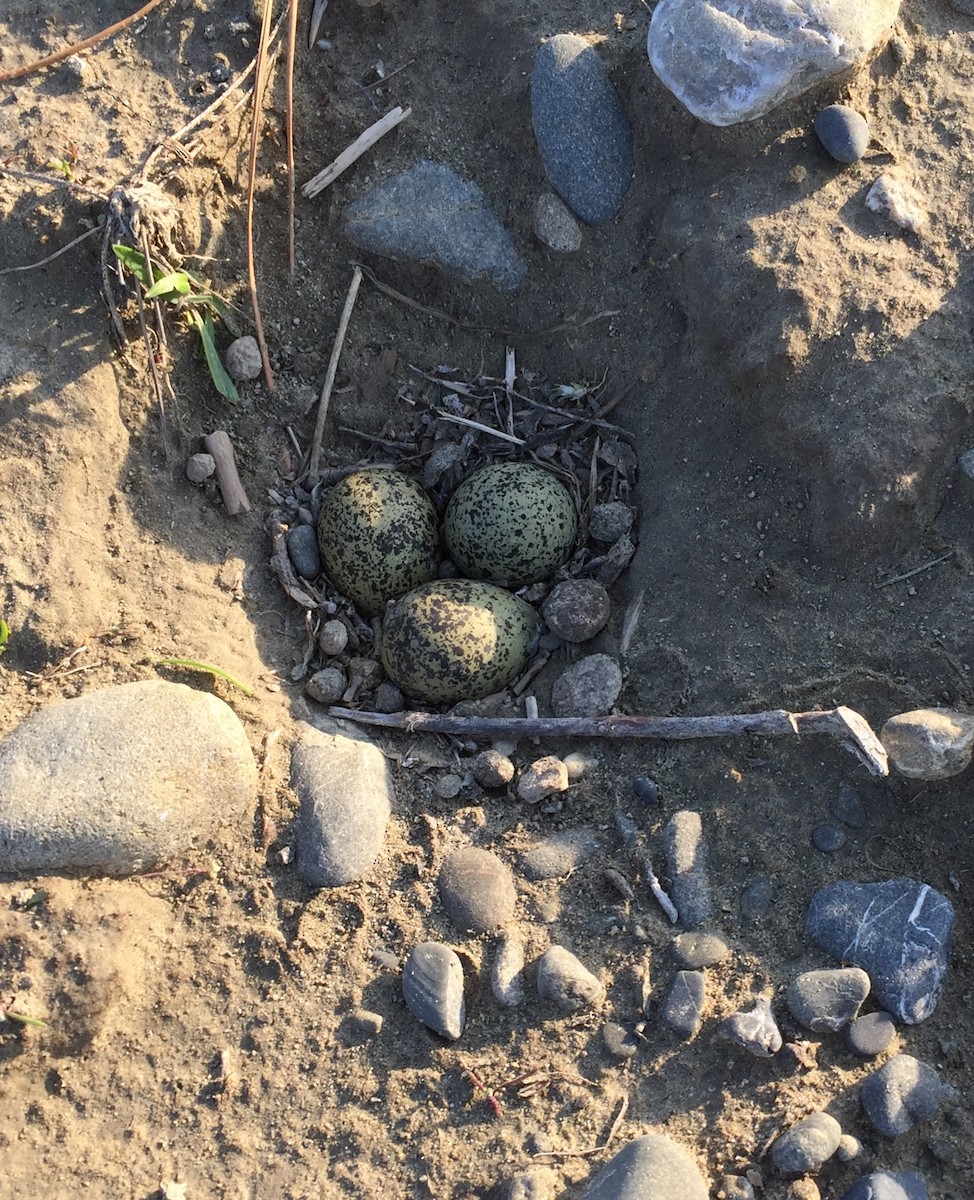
[662,970,706,1039]
[286,523,322,579]
[812,823,847,852]
[578,1133,708,1200]
[589,501,634,543]
[291,722,391,886]
[402,941,465,1040]
[537,945,604,1011]
[471,748,515,788]
[521,827,600,880]
[438,846,517,934]
[632,775,661,806]
[530,34,634,226]
[672,931,729,969]
[602,1020,639,1059]
[829,783,867,829]
[541,579,611,643]
[815,105,871,163]
[741,876,774,921]
[663,811,713,929]
[842,1172,928,1200]
[0,680,257,876]
[551,653,623,717]
[806,879,954,1023]
[787,967,871,1032]
[719,997,782,1057]
[344,160,526,292]
[847,1011,897,1057]
[771,1112,842,1177]
[861,1055,941,1137]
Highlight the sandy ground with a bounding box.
[0,1,972,1197]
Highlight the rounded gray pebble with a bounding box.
[287,524,323,579]
[860,1054,941,1137]
[541,578,611,643]
[578,1134,709,1200]
[438,847,516,933]
[402,941,466,1040]
[847,1011,896,1057]
[471,749,515,788]
[786,967,871,1032]
[672,931,729,969]
[771,1112,842,1177]
[815,105,870,163]
[602,1020,639,1059]
[305,667,347,705]
[741,876,774,921]
[632,774,660,806]
[551,653,622,717]
[533,192,582,253]
[841,1171,928,1200]
[836,1134,864,1163]
[372,680,404,713]
[829,782,867,828]
[589,501,634,543]
[537,945,604,1011]
[521,827,600,880]
[186,452,216,483]
[720,1178,755,1200]
[662,970,706,1040]
[433,773,463,800]
[318,618,349,656]
[225,335,263,381]
[812,822,846,852]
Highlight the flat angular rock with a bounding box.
[344,160,526,292]
[492,927,526,1007]
[719,997,782,1057]
[0,681,257,876]
[521,827,600,880]
[517,756,570,804]
[579,1133,708,1200]
[771,1112,842,1177]
[860,1054,941,1138]
[438,847,516,933]
[648,0,901,126]
[787,967,871,1032]
[531,34,634,226]
[663,811,714,929]
[291,722,391,886]
[806,879,954,1024]
[672,931,729,969]
[537,945,604,1011]
[551,654,623,718]
[880,708,974,779]
[402,941,465,1040]
[662,970,706,1039]
[842,1172,928,1200]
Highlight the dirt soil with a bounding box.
[1,1,972,1198]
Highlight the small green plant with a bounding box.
[157,656,255,696]
[111,245,240,402]
[1,999,47,1029]
[0,618,9,654]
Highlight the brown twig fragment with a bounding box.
[326,705,890,776]
[245,0,277,393]
[0,225,100,276]
[308,265,363,481]
[301,106,412,198]
[204,431,251,516]
[286,0,299,275]
[0,0,170,83]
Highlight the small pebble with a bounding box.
[672,931,729,969]
[210,57,231,83]
[812,823,846,852]
[517,756,569,803]
[836,1135,864,1163]
[533,192,582,253]
[958,447,974,479]
[604,868,635,902]
[225,335,263,381]
[434,773,463,800]
[632,775,660,806]
[741,876,774,921]
[318,619,349,656]
[889,37,908,65]
[860,1054,941,1137]
[786,967,871,1032]
[287,524,323,579]
[537,945,604,1011]
[508,1166,558,1200]
[719,997,782,1057]
[541,579,611,643]
[438,847,517,933]
[563,751,597,782]
[186,452,215,483]
[864,173,927,234]
[880,708,974,779]
[520,827,600,880]
[402,942,466,1040]
[602,1020,639,1059]
[814,104,870,163]
[662,970,706,1040]
[471,749,515,788]
[492,927,526,1007]
[847,1011,896,1057]
[663,811,714,929]
[841,1171,928,1200]
[372,681,404,713]
[551,654,623,717]
[770,1112,842,1177]
[346,1007,383,1038]
[305,667,347,705]
[788,1181,820,1200]
[613,808,639,847]
[62,53,89,84]
[589,501,634,543]
[720,1178,755,1200]
[829,782,867,828]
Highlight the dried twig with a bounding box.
[644,858,678,923]
[245,0,277,393]
[286,0,299,275]
[534,1095,630,1160]
[302,106,412,198]
[0,225,100,276]
[0,0,170,83]
[308,265,364,481]
[326,705,890,776]
[268,520,318,608]
[433,410,525,446]
[205,430,251,516]
[874,551,954,589]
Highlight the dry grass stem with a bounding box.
[302,106,412,199]
[308,265,364,481]
[245,0,278,393]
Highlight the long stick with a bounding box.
[0,0,169,82]
[245,0,277,393]
[308,265,363,481]
[301,106,412,198]
[286,0,300,275]
[326,705,890,776]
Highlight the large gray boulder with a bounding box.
[648,0,901,126]
[0,680,257,876]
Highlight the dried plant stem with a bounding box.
[308,265,363,481]
[286,0,299,275]
[326,705,890,776]
[0,225,100,276]
[301,106,412,198]
[0,0,169,82]
[245,0,277,393]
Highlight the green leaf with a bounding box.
[111,244,150,286]
[0,618,8,653]
[144,270,191,301]
[189,309,240,403]
[157,657,254,696]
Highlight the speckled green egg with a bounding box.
[444,463,578,586]
[380,579,540,704]
[317,470,439,616]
